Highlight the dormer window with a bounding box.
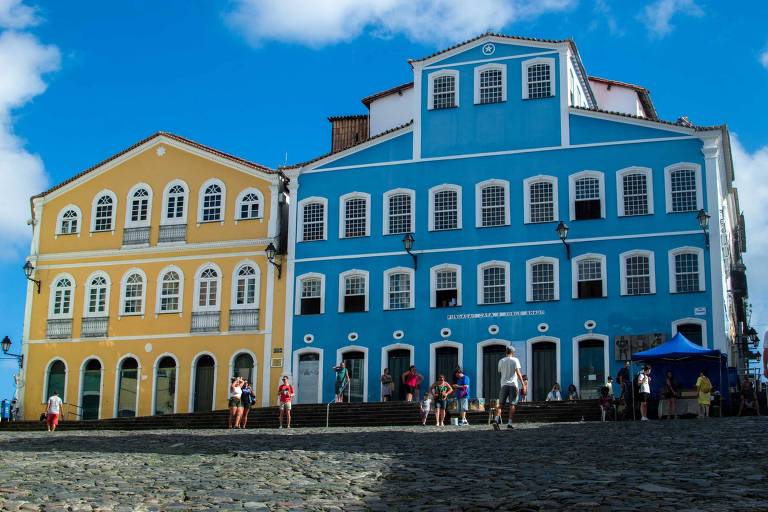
[428,70,459,110]
[474,64,506,105]
[522,58,555,100]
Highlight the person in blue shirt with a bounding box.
[452,367,471,426]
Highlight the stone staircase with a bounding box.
[0,400,600,432]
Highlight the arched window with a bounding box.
[163,182,187,223]
[527,257,559,302]
[569,171,605,221]
[57,206,81,235]
[428,70,459,110]
[91,192,116,232]
[80,358,102,420]
[233,352,255,382]
[429,185,461,231]
[430,264,461,308]
[46,359,66,401]
[195,266,221,311]
[474,64,506,104]
[620,251,655,296]
[524,176,558,223]
[126,185,152,226]
[299,198,327,242]
[617,167,653,217]
[50,277,74,318]
[116,357,139,418]
[665,163,702,213]
[339,192,370,238]
[476,180,509,227]
[477,261,510,305]
[384,267,415,310]
[296,273,324,315]
[522,58,555,99]
[573,254,607,299]
[339,270,369,313]
[383,189,415,235]
[158,268,182,313]
[668,247,705,293]
[199,180,225,223]
[234,264,259,308]
[121,271,145,315]
[236,188,263,220]
[85,274,109,316]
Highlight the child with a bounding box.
[420,392,432,425]
[605,376,614,398]
[598,385,614,422]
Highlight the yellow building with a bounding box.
[19,132,287,420]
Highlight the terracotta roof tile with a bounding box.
[409,32,569,64]
[570,105,720,131]
[327,114,369,121]
[361,82,414,107]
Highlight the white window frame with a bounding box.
[90,189,117,233]
[231,260,261,310]
[383,188,416,236]
[162,179,189,225]
[383,267,415,311]
[338,269,369,313]
[568,170,605,221]
[664,162,703,214]
[427,69,460,110]
[338,192,371,239]
[429,263,463,308]
[193,263,222,312]
[83,271,110,318]
[125,183,153,228]
[526,257,560,302]
[671,317,708,347]
[521,57,556,99]
[295,272,326,315]
[56,205,82,236]
[523,175,559,224]
[477,260,511,305]
[119,268,147,316]
[428,184,462,231]
[474,63,507,104]
[619,250,656,296]
[668,246,706,293]
[155,265,184,314]
[571,253,608,299]
[48,273,76,320]
[475,179,510,227]
[298,196,328,242]
[616,166,654,217]
[235,187,265,221]
[197,178,226,224]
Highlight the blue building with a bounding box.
[281,33,747,404]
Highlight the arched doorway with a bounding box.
[116,357,139,417]
[297,352,320,404]
[676,323,703,345]
[233,352,255,382]
[531,342,556,401]
[80,359,102,420]
[481,345,507,401]
[387,348,411,400]
[154,356,177,415]
[46,360,66,402]
[342,350,366,402]
[576,339,606,399]
[193,355,215,412]
[435,346,458,383]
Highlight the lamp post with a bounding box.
[555,221,571,260]
[1,336,22,368]
[402,233,417,270]
[697,209,711,249]
[265,242,282,279]
[22,261,41,294]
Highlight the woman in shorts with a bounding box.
[401,366,422,402]
[228,376,244,429]
[430,375,453,427]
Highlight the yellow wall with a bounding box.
[22,136,287,420]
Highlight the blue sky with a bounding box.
[1,0,767,400]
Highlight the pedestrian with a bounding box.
[567,384,580,401]
[430,375,453,427]
[401,366,422,402]
[616,361,630,388]
[451,367,470,426]
[46,390,63,432]
[695,369,712,418]
[546,383,562,401]
[277,375,294,428]
[637,365,652,421]
[617,361,634,413]
[661,370,679,419]
[240,379,254,428]
[419,391,432,425]
[598,386,615,421]
[494,346,525,430]
[738,377,759,416]
[228,376,244,429]
[520,375,529,402]
[333,362,350,403]
[380,368,394,402]
[605,376,615,398]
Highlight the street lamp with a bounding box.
[697,209,711,249]
[265,242,282,279]
[22,260,41,294]
[1,336,23,368]
[402,233,417,270]
[555,221,571,260]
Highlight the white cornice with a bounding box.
[569,108,696,135]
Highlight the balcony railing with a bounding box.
[46,318,72,339]
[158,224,187,243]
[191,311,220,333]
[229,308,259,331]
[81,316,109,337]
[123,226,151,246]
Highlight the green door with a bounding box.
[482,345,507,400]
[81,359,102,420]
[435,346,458,384]
[116,358,138,418]
[387,349,410,400]
[193,355,215,412]
[532,342,556,401]
[343,351,365,402]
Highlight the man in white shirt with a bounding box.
[494,346,526,430]
[46,390,63,432]
[637,365,651,421]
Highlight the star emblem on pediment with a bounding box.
[482,43,495,56]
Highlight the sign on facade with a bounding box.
[614,333,665,361]
[447,310,545,321]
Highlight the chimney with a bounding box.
[329,115,369,153]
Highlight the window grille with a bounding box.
[239,193,260,219]
[388,194,412,235]
[482,266,506,304]
[675,253,700,292]
[166,185,185,219]
[531,263,555,301]
[60,210,78,234]
[479,69,503,104]
[343,275,366,312]
[433,189,458,230]
[123,274,144,314]
[302,202,325,241]
[94,195,113,231]
[160,271,180,312]
[236,266,258,306]
[53,279,73,316]
[202,184,222,222]
[388,273,411,310]
[529,181,554,223]
[670,169,697,212]
[300,278,322,314]
[344,197,367,238]
[574,177,601,220]
[88,276,108,314]
[130,189,149,223]
[433,75,456,109]
[622,174,648,216]
[527,63,551,99]
[435,269,458,308]
[625,256,651,295]
[481,185,505,227]
[577,258,603,298]
[198,268,219,308]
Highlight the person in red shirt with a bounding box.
[277,375,295,429]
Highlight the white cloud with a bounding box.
[225,0,576,47]
[0,30,59,253]
[591,0,624,37]
[639,0,703,39]
[731,135,768,341]
[0,0,38,29]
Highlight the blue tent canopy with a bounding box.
[632,333,723,361]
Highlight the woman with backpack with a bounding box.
[239,379,254,428]
[695,369,712,418]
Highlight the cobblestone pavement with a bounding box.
[0,417,766,511]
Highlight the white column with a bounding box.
[702,137,727,354]
[267,182,279,239]
[19,198,43,419]
[282,174,300,379]
[261,260,275,407]
[559,48,570,147]
[412,63,422,160]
